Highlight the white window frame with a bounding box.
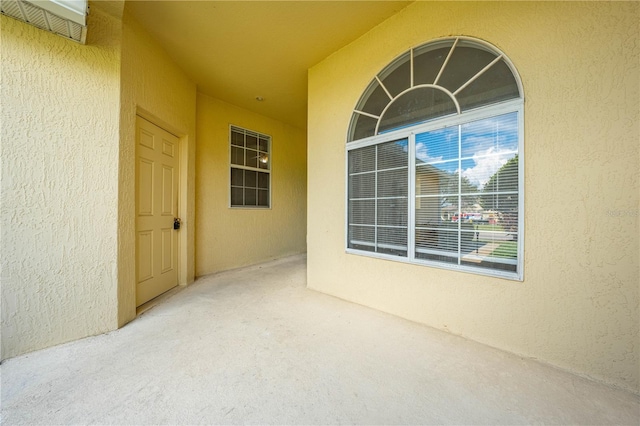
[229,124,272,209]
[346,36,525,280]
[346,98,524,281]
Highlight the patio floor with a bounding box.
[2,254,638,425]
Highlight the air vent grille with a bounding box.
[1,0,87,43]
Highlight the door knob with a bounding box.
[173,218,182,230]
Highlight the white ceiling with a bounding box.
[125,1,412,129]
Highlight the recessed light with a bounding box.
[255,96,264,102]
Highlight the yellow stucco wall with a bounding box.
[118,9,197,325]
[1,6,122,359]
[308,1,639,393]
[195,94,307,276]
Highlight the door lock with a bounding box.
[173,218,182,230]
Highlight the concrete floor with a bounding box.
[2,255,638,425]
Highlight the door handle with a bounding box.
[173,218,182,230]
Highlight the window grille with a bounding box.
[346,37,524,280]
[230,126,271,208]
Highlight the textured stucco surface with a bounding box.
[307,1,639,393]
[118,9,197,325]
[195,94,307,276]
[1,7,122,359]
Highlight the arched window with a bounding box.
[346,37,524,280]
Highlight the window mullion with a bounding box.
[410,48,415,87]
[408,133,416,260]
[517,108,525,280]
[374,146,378,252]
[457,125,462,265]
[345,36,524,280]
[230,125,271,208]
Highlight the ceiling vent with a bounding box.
[1,0,88,43]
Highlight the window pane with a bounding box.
[461,112,518,157]
[416,127,459,163]
[377,226,407,256]
[349,225,375,252]
[258,153,269,170]
[432,225,459,252]
[231,146,244,165]
[358,80,391,117]
[413,45,450,86]
[349,172,375,199]
[415,227,441,251]
[412,112,519,271]
[481,188,519,216]
[416,220,459,264]
[246,134,258,150]
[246,149,258,168]
[231,130,244,147]
[258,172,269,189]
[231,168,243,186]
[348,139,409,259]
[458,192,478,215]
[245,188,257,206]
[349,200,375,225]
[461,112,518,195]
[415,195,449,226]
[259,138,269,152]
[349,145,376,173]
[457,60,520,111]
[438,46,497,94]
[416,225,459,253]
[379,52,411,98]
[460,195,518,272]
[258,189,269,207]
[377,169,407,198]
[231,187,243,206]
[416,162,459,197]
[245,170,257,188]
[349,113,378,141]
[459,165,482,195]
[377,139,408,170]
[379,87,457,133]
[377,198,407,227]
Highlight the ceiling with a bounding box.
[125,0,412,129]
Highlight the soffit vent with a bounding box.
[1,0,88,44]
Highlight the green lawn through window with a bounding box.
[491,241,517,259]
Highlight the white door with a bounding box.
[136,116,179,306]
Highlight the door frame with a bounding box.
[118,104,194,328]
[134,110,189,300]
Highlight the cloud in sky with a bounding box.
[415,141,444,164]
[461,146,515,188]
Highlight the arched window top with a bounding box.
[348,37,523,142]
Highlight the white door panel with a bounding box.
[136,117,179,306]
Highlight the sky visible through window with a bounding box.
[414,112,518,191]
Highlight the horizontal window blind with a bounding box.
[348,139,408,257]
[346,37,523,279]
[347,111,521,278]
[415,112,519,273]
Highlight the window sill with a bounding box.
[345,248,523,281]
